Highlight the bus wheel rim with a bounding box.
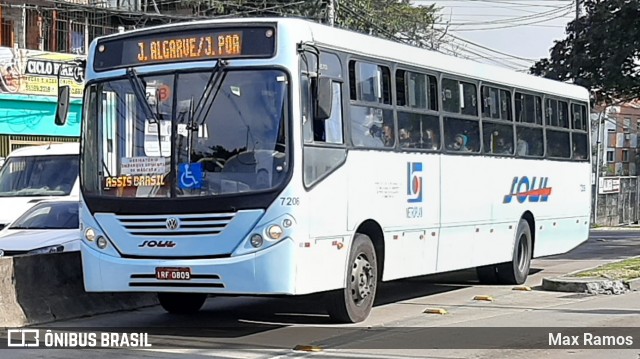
[350,253,373,305]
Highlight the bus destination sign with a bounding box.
[135,32,242,64]
[94,26,276,71]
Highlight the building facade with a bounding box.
[592,101,640,177]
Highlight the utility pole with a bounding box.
[328,0,336,26]
[593,109,604,225]
[576,0,580,20]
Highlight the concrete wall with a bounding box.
[593,176,639,227]
[0,251,158,328]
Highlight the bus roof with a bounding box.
[7,143,79,157]
[92,17,589,101]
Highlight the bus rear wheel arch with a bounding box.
[326,233,378,323]
[476,217,532,285]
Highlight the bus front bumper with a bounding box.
[80,238,296,295]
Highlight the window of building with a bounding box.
[622,149,629,162]
[606,149,614,162]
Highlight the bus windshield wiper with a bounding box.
[126,68,159,124]
[127,67,164,155]
[190,60,228,128]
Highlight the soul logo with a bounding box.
[503,176,552,203]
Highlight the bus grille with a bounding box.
[128,273,225,288]
[116,212,236,237]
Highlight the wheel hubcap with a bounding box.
[350,254,374,305]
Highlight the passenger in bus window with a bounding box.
[448,133,469,152]
[573,143,586,160]
[382,124,394,147]
[516,134,528,156]
[496,136,513,155]
[399,128,413,147]
[421,129,438,150]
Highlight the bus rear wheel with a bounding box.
[158,292,208,314]
[326,233,378,323]
[475,219,532,285]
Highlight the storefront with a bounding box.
[0,46,84,157]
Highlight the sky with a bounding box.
[413,0,578,72]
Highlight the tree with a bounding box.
[334,0,440,49]
[530,0,640,104]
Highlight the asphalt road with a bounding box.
[1,230,639,359]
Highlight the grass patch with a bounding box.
[572,257,640,281]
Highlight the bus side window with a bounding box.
[444,117,480,153]
[322,82,344,144]
[516,126,544,157]
[546,130,571,159]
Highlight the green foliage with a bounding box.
[175,1,439,48]
[530,0,640,104]
[335,0,438,46]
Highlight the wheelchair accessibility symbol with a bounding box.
[178,163,204,189]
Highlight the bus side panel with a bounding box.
[347,151,440,282]
[437,156,514,272]
[530,161,591,257]
[294,161,350,295]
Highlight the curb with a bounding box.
[0,252,158,328]
[624,278,640,291]
[590,227,640,231]
[541,256,639,295]
[541,276,629,295]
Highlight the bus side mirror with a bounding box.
[55,85,71,126]
[314,77,332,121]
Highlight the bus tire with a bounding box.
[158,292,208,314]
[496,219,532,285]
[326,233,377,323]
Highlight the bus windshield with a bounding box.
[0,155,79,197]
[82,68,289,198]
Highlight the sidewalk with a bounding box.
[590,225,640,231]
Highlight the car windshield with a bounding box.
[0,155,79,196]
[10,202,79,230]
[81,68,289,198]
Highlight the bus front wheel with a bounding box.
[326,233,378,323]
[158,292,208,314]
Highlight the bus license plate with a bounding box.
[155,267,191,280]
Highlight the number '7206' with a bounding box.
[280,197,300,206]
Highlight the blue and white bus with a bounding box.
[55,18,591,323]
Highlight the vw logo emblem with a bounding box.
[165,218,180,230]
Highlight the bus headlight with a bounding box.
[96,236,108,249]
[267,225,283,240]
[85,228,97,241]
[250,234,264,248]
